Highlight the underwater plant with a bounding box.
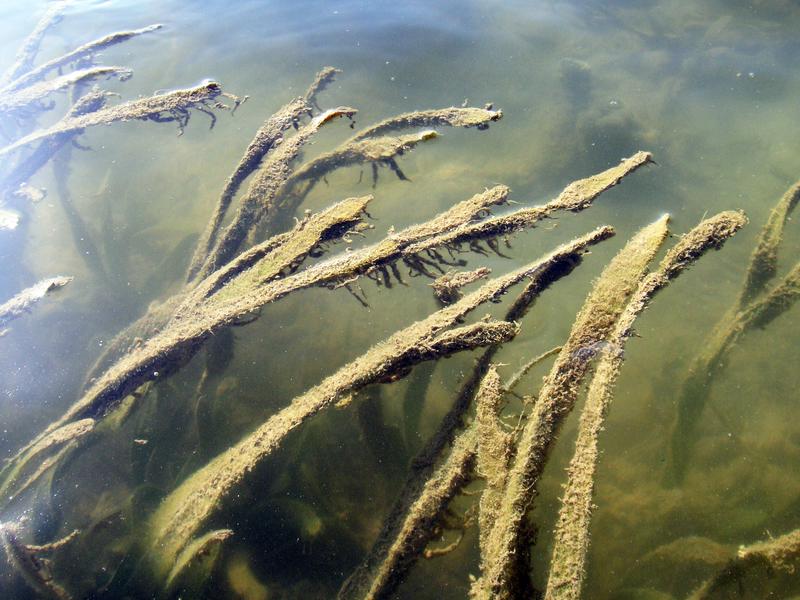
[4,3,800,600]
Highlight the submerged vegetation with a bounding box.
[0,2,799,599]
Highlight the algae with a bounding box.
[337,229,611,600]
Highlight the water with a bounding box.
[0,0,799,598]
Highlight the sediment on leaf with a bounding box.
[0,520,75,600]
[475,366,514,560]
[688,528,800,600]
[339,156,654,600]
[268,130,439,234]
[666,258,800,484]
[0,197,370,503]
[406,151,653,256]
[1,189,514,506]
[0,418,94,501]
[545,211,747,600]
[472,214,672,599]
[432,267,492,305]
[738,180,800,306]
[2,89,113,198]
[147,228,613,580]
[665,184,796,485]
[346,106,503,142]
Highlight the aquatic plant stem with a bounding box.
[186,67,339,282]
[0,81,242,157]
[146,227,614,580]
[545,211,748,600]
[1,25,162,94]
[666,180,799,485]
[472,214,673,599]
[338,156,654,600]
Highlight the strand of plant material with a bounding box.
[471,214,674,599]
[52,143,112,284]
[164,528,233,595]
[147,319,518,581]
[1,89,113,199]
[338,156,654,600]
[0,65,131,115]
[266,105,502,234]
[475,366,515,565]
[1,24,162,94]
[665,179,799,485]
[83,184,508,431]
[0,188,510,506]
[267,130,441,235]
[0,520,77,600]
[0,81,243,157]
[0,1,70,88]
[665,258,800,485]
[145,226,612,582]
[186,67,339,282]
[336,234,600,600]
[0,276,72,331]
[544,211,748,600]
[0,195,371,502]
[196,184,510,306]
[738,180,800,306]
[87,183,504,399]
[192,106,357,279]
[688,528,800,599]
[504,345,563,391]
[406,151,654,256]
[346,105,503,142]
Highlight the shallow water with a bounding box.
[0,0,799,598]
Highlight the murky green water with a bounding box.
[0,0,799,598]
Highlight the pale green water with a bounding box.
[0,0,799,598]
